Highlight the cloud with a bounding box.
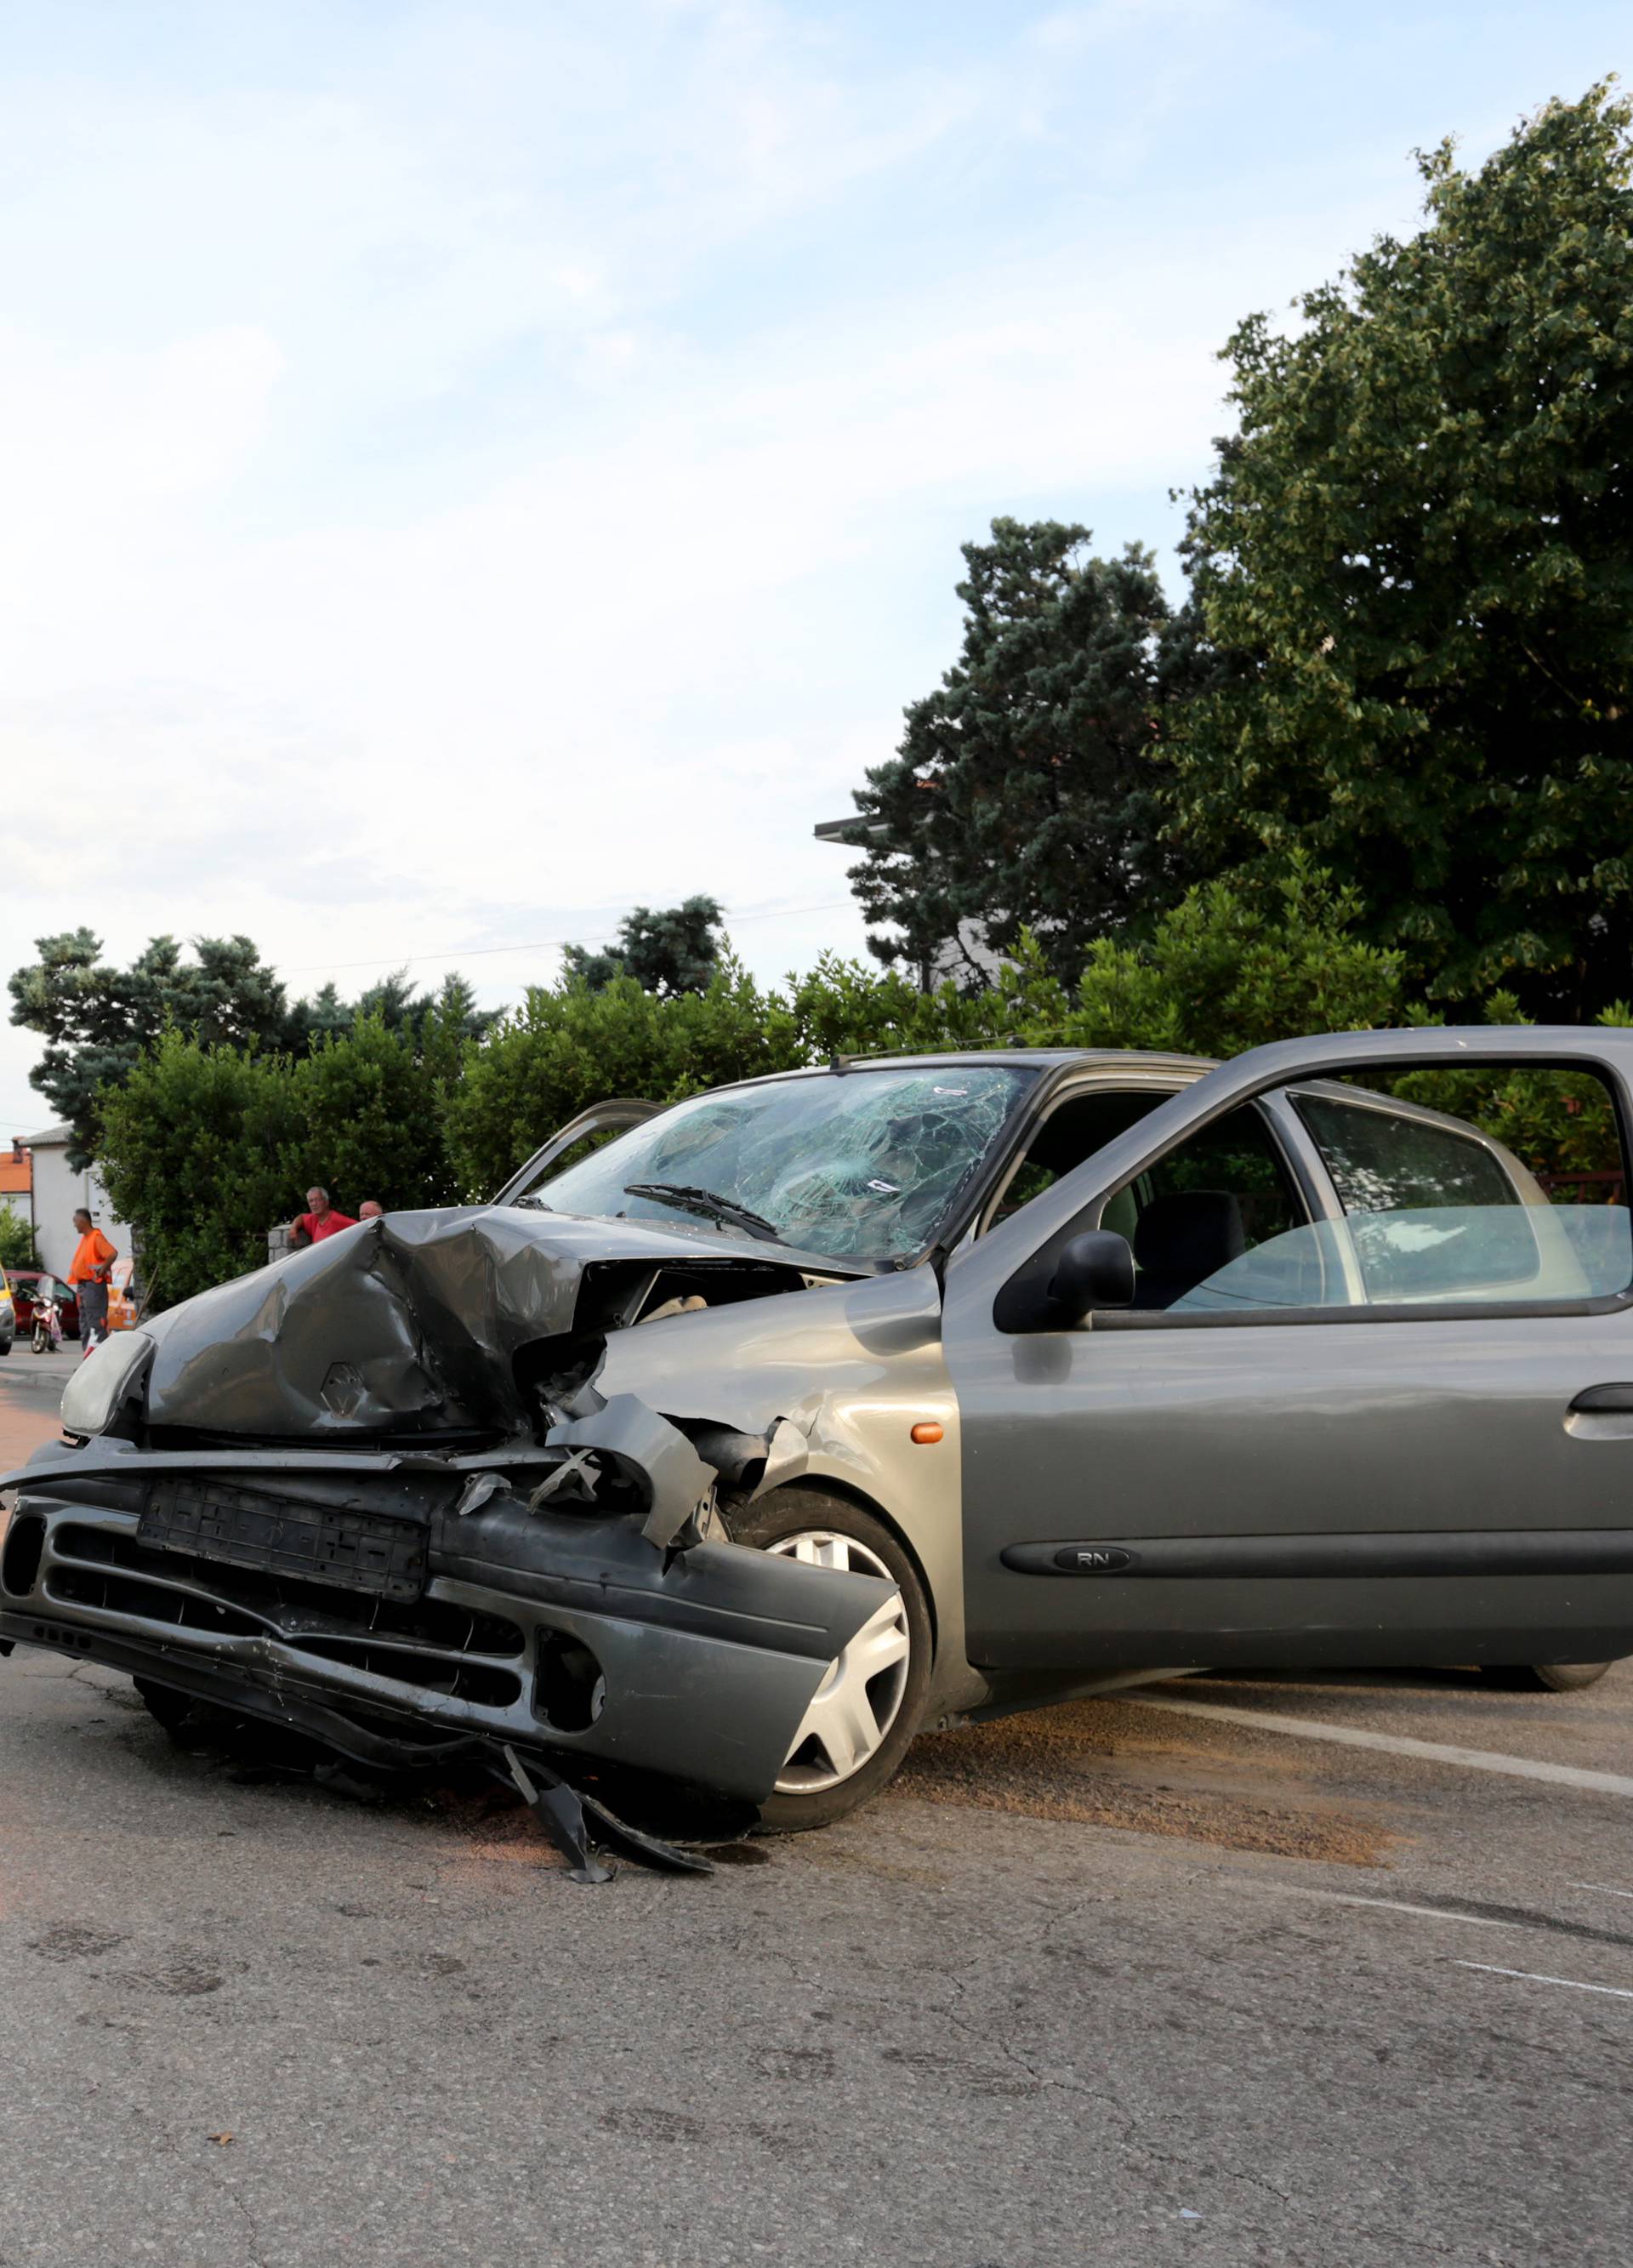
[3,0,1602,1126]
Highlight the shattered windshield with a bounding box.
[518,1064,1038,1262]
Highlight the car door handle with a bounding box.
[1569,1383,1633,1413]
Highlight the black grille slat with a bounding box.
[138,1478,428,1602]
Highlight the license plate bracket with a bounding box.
[138,1477,428,1602]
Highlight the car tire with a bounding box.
[1483,1661,1616,1694]
[134,1677,206,1738]
[724,1488,932,1834]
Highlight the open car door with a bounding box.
[942,1027,1633,1677]
[492,1098,660,1207]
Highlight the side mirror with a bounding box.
[1048,1229,1135,1320]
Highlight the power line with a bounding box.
[280,897,856,978]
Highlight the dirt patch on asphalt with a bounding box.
[893,1698,1395,1867]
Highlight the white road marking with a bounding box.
[1456,1962,1633,2001]
[1260,1885,1505,1928]
[1572,1882,1633,1899]
[1128,1694,1633,1798]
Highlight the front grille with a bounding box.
[285,1636,521,1707]
[52,1561,265,1637]
[139,1476,428,1602]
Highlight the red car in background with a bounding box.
[6,1271,79,1341]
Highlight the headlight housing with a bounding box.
[60,1329,155,1438]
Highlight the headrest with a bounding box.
[1132,1188,1247,1283]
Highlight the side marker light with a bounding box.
[910,1422,944,1445]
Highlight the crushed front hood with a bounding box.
[142,1206,834,1439]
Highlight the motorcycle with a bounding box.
[31,1287,64,1355]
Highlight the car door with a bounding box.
[941,1028,1633,1674]
[492,1098,661,1206]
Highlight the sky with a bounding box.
[2,0,1628,1140]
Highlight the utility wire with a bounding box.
[280,897,856,977]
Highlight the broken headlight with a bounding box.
[60,1329,155,1438]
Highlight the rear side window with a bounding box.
[1295,1094,1517,1215]
[1292,1068,1631,1308]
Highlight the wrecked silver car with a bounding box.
[5,1029,1633,1867]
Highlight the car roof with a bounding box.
[719,1046,1214,1091]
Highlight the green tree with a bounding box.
[1175,83,1633,1017]
[1055,863,1404,1057]
[9,934,492,1171]
[844,519,1208,985]
[289,1014,455,1212]
[443,873,1397,1194]
[442,961,806,1198]
[0,1200,38,1272]
[9,932,299,1167]
[561,897,727,996]
[97,1033,304,1308]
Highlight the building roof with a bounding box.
[0,1154,30,1195]
[20,1125,71,1147]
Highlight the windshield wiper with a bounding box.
[623,1182,782,1242]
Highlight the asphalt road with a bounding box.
[3,1359,1630,2268]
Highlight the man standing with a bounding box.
[357,1199,384,1221]
[68,1208,117,1355]
[290,1186,357,1245]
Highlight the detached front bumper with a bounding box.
[0,1445,895,1806]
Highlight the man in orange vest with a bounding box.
[68,1207,117,1355]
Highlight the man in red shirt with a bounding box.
[290,1186,357,1245]
[68,1209,117,1354]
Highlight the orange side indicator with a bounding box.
[909,1421,944,1445]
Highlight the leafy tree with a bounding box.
[9,932,299,1167]
[1053,862,1404,1057]
[98,1034,304,1308]
[9,934,492,1170]
[290,1014,455,1212]
[1175,83,1633,1017]
[0,1200,38,1271]
[843,520,1208,985]
[442,960,807,1199]
[561,897,727,996]
[444,870,1398,1194]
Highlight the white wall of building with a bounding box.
[24,1129,133,1282]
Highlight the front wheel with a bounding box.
[725,1489,932,1834]
[1483,1661,1615,1694]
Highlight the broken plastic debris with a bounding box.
[454,1472,507,1519]
[526,1450,600,1510]
[549,1393,716,1550]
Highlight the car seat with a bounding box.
[1131,1189,1246,1308]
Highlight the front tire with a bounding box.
[725,1489,932,1833]
[1484,1661,1615,1694]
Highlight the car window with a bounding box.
[1295,1092,1518,1214]
[1174,1064,1633,1314]
[1294,1088,1551,1302]
[1107,1104,1306,1309]
[988,1088,1173,1227]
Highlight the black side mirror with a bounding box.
[1048,1229,1135,1320]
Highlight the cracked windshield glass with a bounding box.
[519,1065,1038,1261]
